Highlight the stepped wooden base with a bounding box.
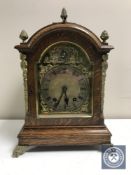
[13,125,112,157]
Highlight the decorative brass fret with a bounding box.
[20,53,28,113]
[101,54,108,112]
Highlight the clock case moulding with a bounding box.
[13,9,114,157]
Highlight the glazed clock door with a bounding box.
[36,41,93,118]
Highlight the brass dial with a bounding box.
[40,65,89,112]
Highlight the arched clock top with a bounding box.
[15,22,113,54]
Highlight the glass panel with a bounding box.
[36,42,93,118]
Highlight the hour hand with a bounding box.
[53,95,62,108]
[64,97,69,105]
[63,86,69,106]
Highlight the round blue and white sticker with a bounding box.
[103,147,124,168]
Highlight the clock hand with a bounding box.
[54,92,63,108]
[63,86,69,110]
[64,91,69,106]
[54,86,67,108]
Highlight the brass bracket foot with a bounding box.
[12,145,29,158]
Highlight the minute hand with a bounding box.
[54,89,64,108]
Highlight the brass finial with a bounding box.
[100,30,109,44]
[61,8,67,23]
[19,30,28,43]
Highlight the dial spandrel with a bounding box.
[36,42,93,117]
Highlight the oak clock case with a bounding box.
[13,9,114,157]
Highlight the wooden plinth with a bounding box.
[18,125,111,146]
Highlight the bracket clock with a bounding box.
[13,8,114,157]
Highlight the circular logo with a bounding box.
[103,147,124,168]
